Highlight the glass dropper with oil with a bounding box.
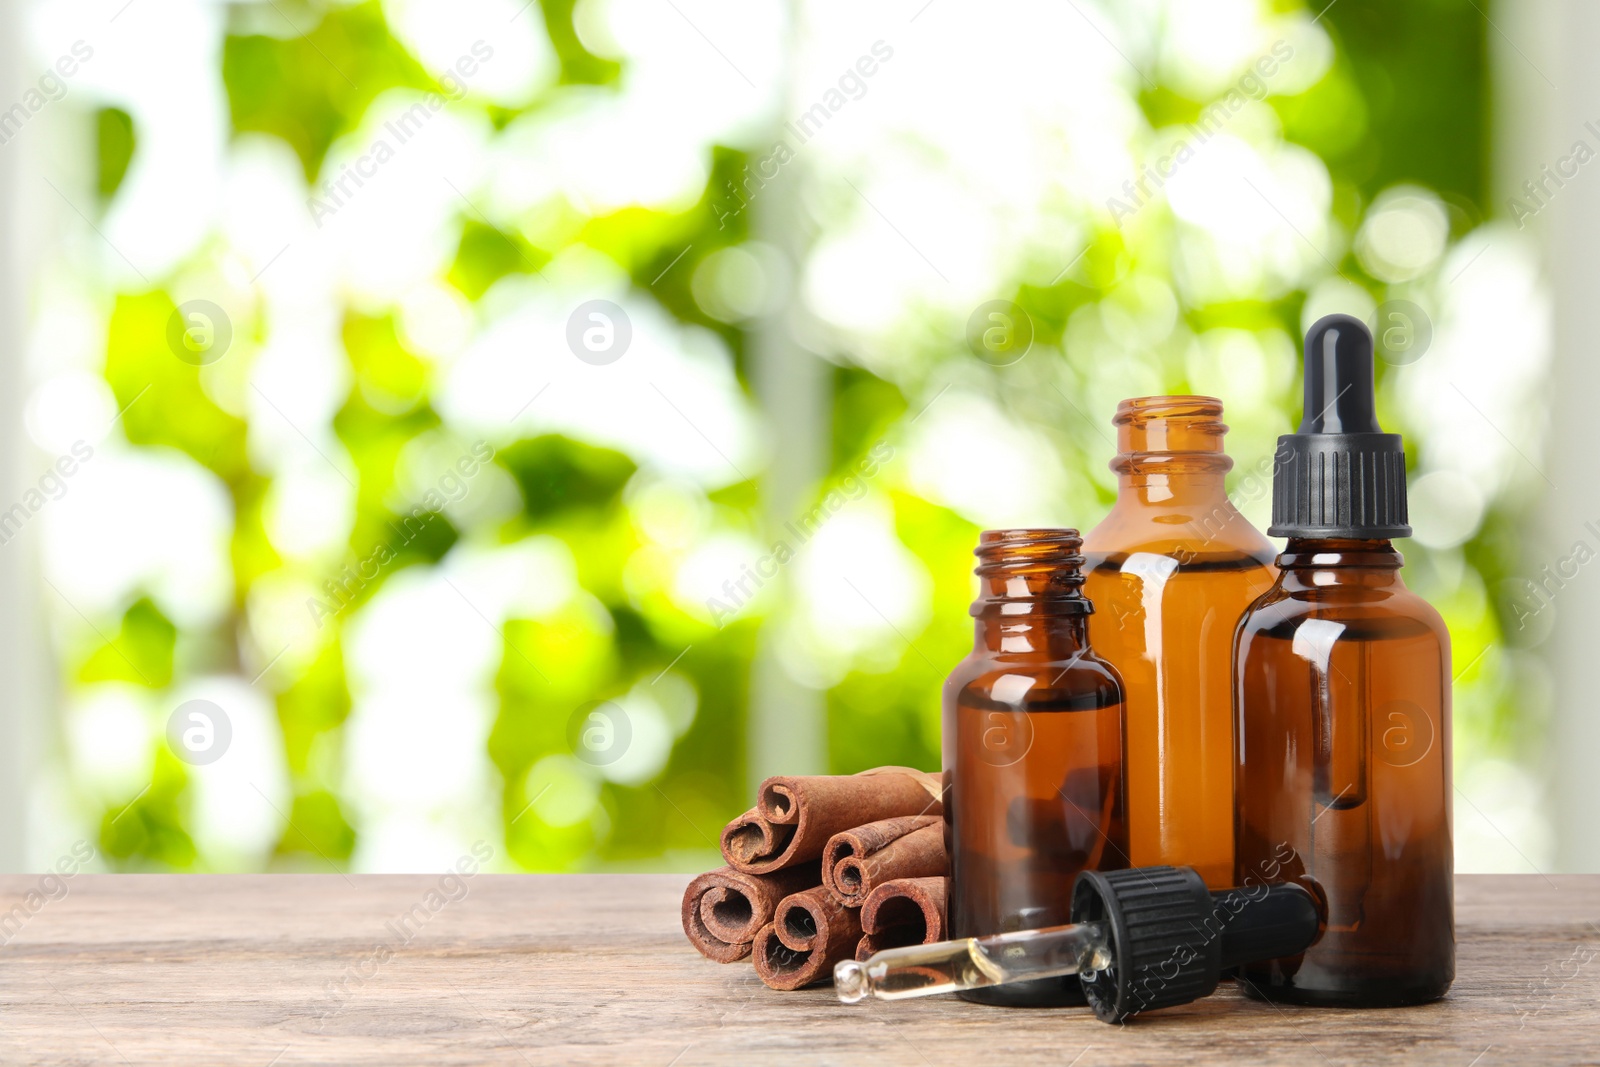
[835,920,1111,1003]
[837,866,1322,1023]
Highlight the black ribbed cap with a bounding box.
[1268,314,1411,539]
[1072,867,1216,1022]
[1071,866,1321,1024]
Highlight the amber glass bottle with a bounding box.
[1082,396,1277,888]
[1233,315,1453,1006]
[943,529,1127,1007]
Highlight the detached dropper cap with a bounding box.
[1268,314,1412,539]
[1070,867,1321,1024]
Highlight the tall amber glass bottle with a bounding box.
[1082,397,1277,888]
[1233,315,1453,1006]
[943,529,1127,1007]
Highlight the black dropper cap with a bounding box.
[1070,866,1321,1024]
[1267,314,1411,539]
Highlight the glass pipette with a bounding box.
[835,920,1111,1003]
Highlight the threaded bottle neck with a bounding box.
[971,529,1092,616]
[1111,395,1234,482]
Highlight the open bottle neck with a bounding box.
[1111,395,1235,500]
[969,529,1093,656]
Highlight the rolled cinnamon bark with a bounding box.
[855,876,948,960]
[681,862,822,963]
[752,885,864,990]
[720,807,786,874]
[721,768,942,875]
[822,816,946,907]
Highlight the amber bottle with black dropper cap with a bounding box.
[943,529,1127,1007]
[1082,397,1278,888]
[1233,314,1453,1006]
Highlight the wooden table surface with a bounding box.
[0,873,1594,1066]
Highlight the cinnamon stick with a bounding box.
[856,876,948,960]
[721,768,942,875]
[752,885,864,990]
[822,816,946,907]
[681,862,821,963]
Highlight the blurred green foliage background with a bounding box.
[29,0,1547,873]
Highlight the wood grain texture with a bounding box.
[0,874,1593,1065]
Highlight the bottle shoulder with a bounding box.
[946,649,1124,707]
[1083,503,1277,571]
[1237,576,1450,646]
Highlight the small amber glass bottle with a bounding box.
[1082,397,1277,888]
[1233,315,1453,1006]
[943,529,1127,1007]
